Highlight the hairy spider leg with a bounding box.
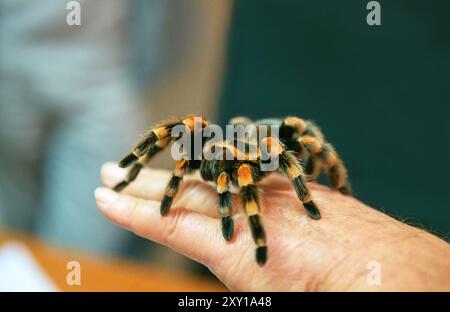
[280,116,351,194]
[299,136,352,195]
[114,116,207,192]
[118,116,207,168]
[262,137,321,220]
[160,159,188,215]
[280,117,323,178]
[236,163,267,266]
[113,135,174,192]
[113,155,148,192]
[216,171,234,240]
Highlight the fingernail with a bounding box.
[101,162,126,180]
[95,187,119,208]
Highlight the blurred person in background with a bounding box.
[0,0,146,256]
[0,0,231,270]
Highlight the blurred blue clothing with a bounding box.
[0,0,169,256]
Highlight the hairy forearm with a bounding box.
[313,196,450,291]
[262,184,450,292]
[346,228,450,291]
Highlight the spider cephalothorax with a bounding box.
[114,116,351,266]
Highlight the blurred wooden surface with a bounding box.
[0,231,227,292]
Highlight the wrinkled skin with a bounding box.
[96,162,450,291]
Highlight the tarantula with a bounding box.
[113,116,351,266]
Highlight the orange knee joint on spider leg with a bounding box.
[260,137,284,156]
[216,172,229,194]
[283,116,307,134]
[299,136,322,154]
[237,164,254,187]
[182,116,208,131]
[153,127,169,140]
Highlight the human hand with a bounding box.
[95,162,450,291]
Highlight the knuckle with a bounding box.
[165,207,186,243]
[118,197,143,228]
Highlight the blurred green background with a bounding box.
[219,0,450,237]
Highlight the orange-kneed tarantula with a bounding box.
[114,116,351,266]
